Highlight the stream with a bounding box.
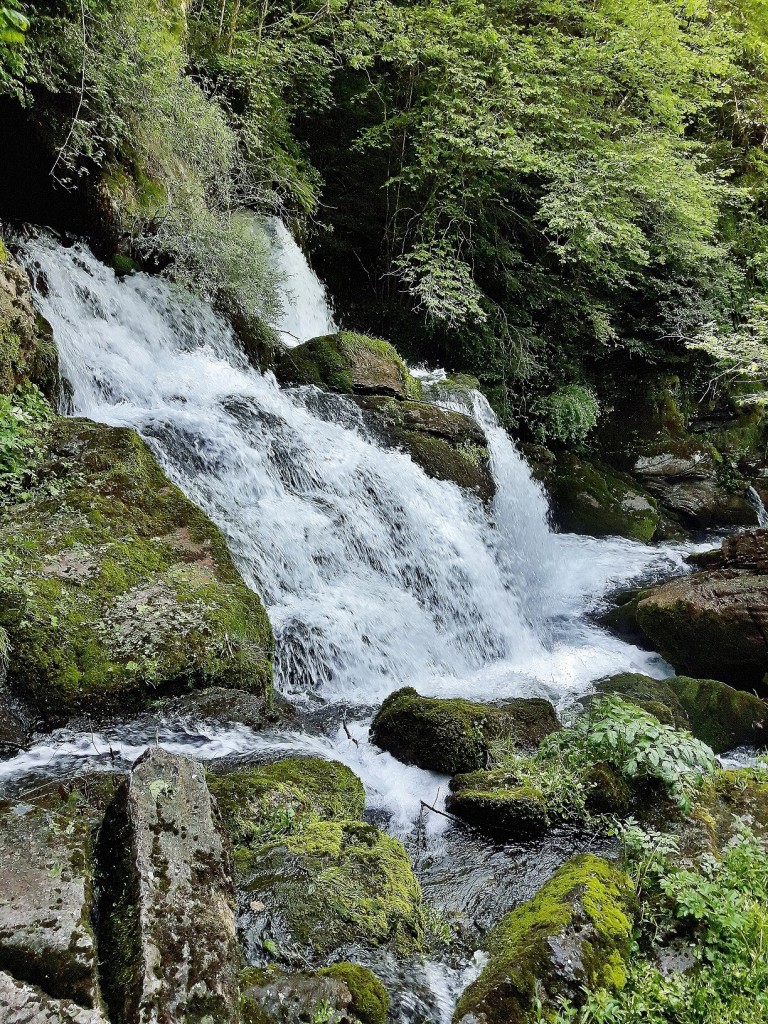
[6,224,711,1018]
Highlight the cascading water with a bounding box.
[17,231,687,712]
[6,227,705,1019]
[266,217,336,345]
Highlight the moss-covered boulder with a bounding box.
[536,451,662,541]
[276,331,422,400]
[370,688,560,774]
[0,417,273,724]
[354,395,494,498]
[0,246,59,400]
[211,758,424,962]
[594,673,766,752]
[634,570,768,689]
[208,756,366,832]
[454,854,634,1023]
[241,964,388,1024]
[446,761,632,839]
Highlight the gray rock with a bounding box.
[97,747,239,1024]
[0,798,100,1006]
[0,971,108,1024]
[242,972,356,1024]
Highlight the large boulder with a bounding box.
[276,332,422,400]
[594,672,767,753]
[0,971,108,1024]
[210,757,425,963]
[0,417,273,725]
[0,245,59,400]
[241,964,388,1024]
[632,530,768,687]
[0,792,103,1006]
[454,854,634,1023]
[370,688,560,775]
[96,748,240,1024]
[354,396,494,499]
[531,450,663,541]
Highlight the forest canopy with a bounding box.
[4,0,768,432]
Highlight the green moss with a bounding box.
[112,253,141,277]
[0,417,273,721]
[371,687,559,774]
[276,331,422,400]
[370,688,557,774]
[209,757,365,846]
[447,770,550,837]
[318,964,389,1024]
[0,255,59,399]
[594,673,690,730]
[546,453,660,541]
[454,854,634,1023]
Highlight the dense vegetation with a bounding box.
[1,0,768,436]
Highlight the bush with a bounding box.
[533,384,601,445]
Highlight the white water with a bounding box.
[9,230,707,1019]
[266,218,336,346]
[17,231,692,715]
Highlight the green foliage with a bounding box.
[0,0,28,95]
[573,696,717,809]
[552,823,768,1024]
[0,382,53,499]
[533,384,600,445]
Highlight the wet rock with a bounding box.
[0,625,28,758]
[241,964,388,1024]
[594,672,767,753]
[0,246,59,400]
[97,747,239,1024]
[355,396,494,499]
[0,794,101,1007]
[276,331,422,400]
[211,758,424,962]
[533,451,663,541]
[633,561,768,689]
[0,418,273,725]
[370,688,560,775]
[0,971,108,1024]
[454,855,634,1023]
[156,686,275,731]
[446,762,631,839]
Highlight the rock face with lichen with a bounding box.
[0,971,109,1024]
[97,747,240,1024]
[210,757,425,964]
[370,687,560,775]
[454,854,635,1024]
[0,246,59,400]
[0,796,101,1007]
[241,964,389,1024]
[0,417,273,725]
[630,529,768,687]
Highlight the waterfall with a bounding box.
[266,218,336,346]
[16,230,691,711]
[747,485,768,528]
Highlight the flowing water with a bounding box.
[7,228,708,1017]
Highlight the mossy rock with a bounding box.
[241,963,388,1024]
[213,758,424,960]
[370,687,560,774]
[446,762,631,839]
[236,819,425,959]
[542,452,661,541]
[318,964,389,1024]
[0,250,59,400]
[594,672,766,753]
[354,395,494,498]
[208,757,366,844]
[276,332,422,400]
[0,417,273,723]
[454,854,634,1023]
[446,769,551,838]
[633,572,768,689]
